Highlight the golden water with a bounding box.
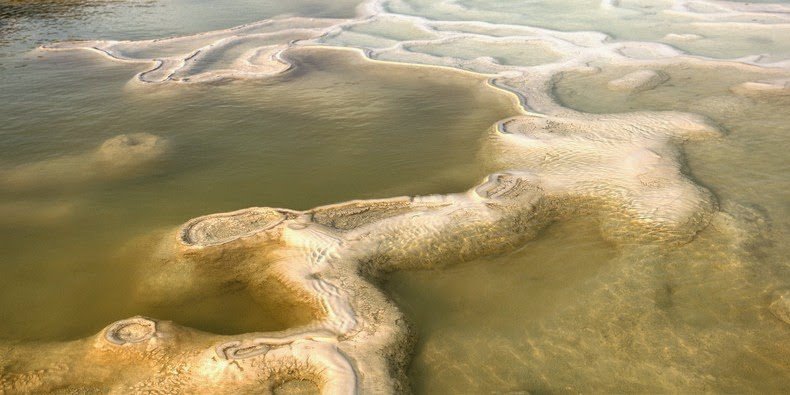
[384,61,790,393]
[0,46,517,340]
[1,0,788,392]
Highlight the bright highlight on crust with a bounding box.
[3,0,789,393]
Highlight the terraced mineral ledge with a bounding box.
[2,0,789,393]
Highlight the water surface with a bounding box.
[0,44,517,340]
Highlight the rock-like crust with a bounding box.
[105,317,158,345]
[310,198,451,231]
[181,207,298,246]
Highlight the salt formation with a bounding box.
[0,200,77,227]
[0,133,168,191]
[43,18,341,84]
[770,291,790,325]
[606,70,669,93]
[95,133,170,175]
[730,78,790,98]
[5,0,789,393]
[0,112,721,392]
[662,33,703,42]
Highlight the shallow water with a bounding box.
[0,0,788,393]
[0,45,517,341]
[388,63,790,390]
[0,0,362,54]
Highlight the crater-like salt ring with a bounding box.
[104,317,157,345]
